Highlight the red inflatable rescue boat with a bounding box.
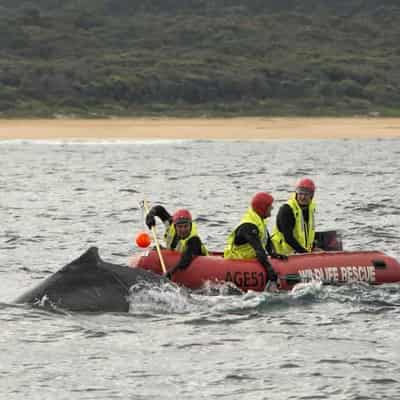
[129,249,400,292]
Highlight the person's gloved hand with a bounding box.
[145,213,156,229]
[271,252,288,261]
[164,266,179,279]
[163,271,172,279]
[267,267,278,282]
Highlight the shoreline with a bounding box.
[1,117,400,140]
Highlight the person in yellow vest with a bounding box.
[145,205,208,277]
[271,177,317,255]
[224,192,287,288]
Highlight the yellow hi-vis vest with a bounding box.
[224,208,267,259]
[164,222,208,255]
[271,195,316,255]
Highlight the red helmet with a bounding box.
[296,177,315,194]
[251,192,274,218]
[172,209,192,225]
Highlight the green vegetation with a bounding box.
[1,0,400,117]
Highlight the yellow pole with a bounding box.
[142,200,167,274]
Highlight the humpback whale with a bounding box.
[15,247,164,312]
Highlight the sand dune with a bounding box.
[1,117,400,140]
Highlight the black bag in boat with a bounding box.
[314,230,343,251]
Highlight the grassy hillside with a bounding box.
[1,1,400,117]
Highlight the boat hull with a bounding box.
[130,250,400,291]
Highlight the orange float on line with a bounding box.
[135,231,151,248]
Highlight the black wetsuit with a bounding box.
[146,205,204,270]
[275,204,310,253]
[232,223,278,281]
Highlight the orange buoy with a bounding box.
[135,231,151,248]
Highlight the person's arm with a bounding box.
[174,236,203,270]
[276,204,307,253]
[236,224,277,281]
[145,205,172,228]
[266,230,288,260]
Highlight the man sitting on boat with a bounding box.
[145,205,208,277]
[271,177,318,255]
[224,192,285,286]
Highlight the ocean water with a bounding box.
[1,138,400,399]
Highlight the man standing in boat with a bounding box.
[224,192,285,289]
[145,205,208,277]
[271,177,317,255]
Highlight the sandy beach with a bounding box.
[1,117,400,140]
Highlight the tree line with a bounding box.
[1,0,400,117]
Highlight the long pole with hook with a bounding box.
[141,200,167,274]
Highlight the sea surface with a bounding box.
[1,138,400,399]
